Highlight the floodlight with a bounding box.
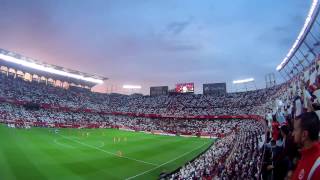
[233,78,255,84]
[123,85,142,89]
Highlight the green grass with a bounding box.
[0,124,214,180]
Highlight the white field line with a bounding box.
[98,141,105,148]
[58,134,158,166]
[68,136,105,148]
[53,139,75,149]
[125,141,212,180]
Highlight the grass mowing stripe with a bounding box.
[58,134,159,167]
[3,129,48,180]
[21,130,85,180]
[125,140,213,180]
[0,131,17,180]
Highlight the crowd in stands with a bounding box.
[217,124,263,179]
[0,102,245,137]
[168,121,264,180]
[257,56,320,180]
[0,72,279,116]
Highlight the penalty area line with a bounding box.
[125,141,212,180]
[58,134,158,167]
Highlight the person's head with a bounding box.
[293,112,320,147]
[272,114,277,122]
[312,103,320,111]
[280,125,289,138]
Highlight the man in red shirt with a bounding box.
[272,115,280,141]
[291,112,320,180]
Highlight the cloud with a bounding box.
[166,19,192,35]
[0,0,311,94]
[255,22,301,49]
[159,42,200,52]
[150,18,202,52]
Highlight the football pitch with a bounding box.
[0,125,214,180]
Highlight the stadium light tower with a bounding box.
[265,73,276,88]
[232,78,256,92]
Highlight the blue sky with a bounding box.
[0,0,311,94]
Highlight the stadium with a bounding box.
[0,0,320,180]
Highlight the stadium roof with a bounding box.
[0,48,107,86]
[276,0,320,71]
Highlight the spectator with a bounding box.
[291,112,320,180]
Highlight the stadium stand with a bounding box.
[0,72,280,116]
[2,51,320,179]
